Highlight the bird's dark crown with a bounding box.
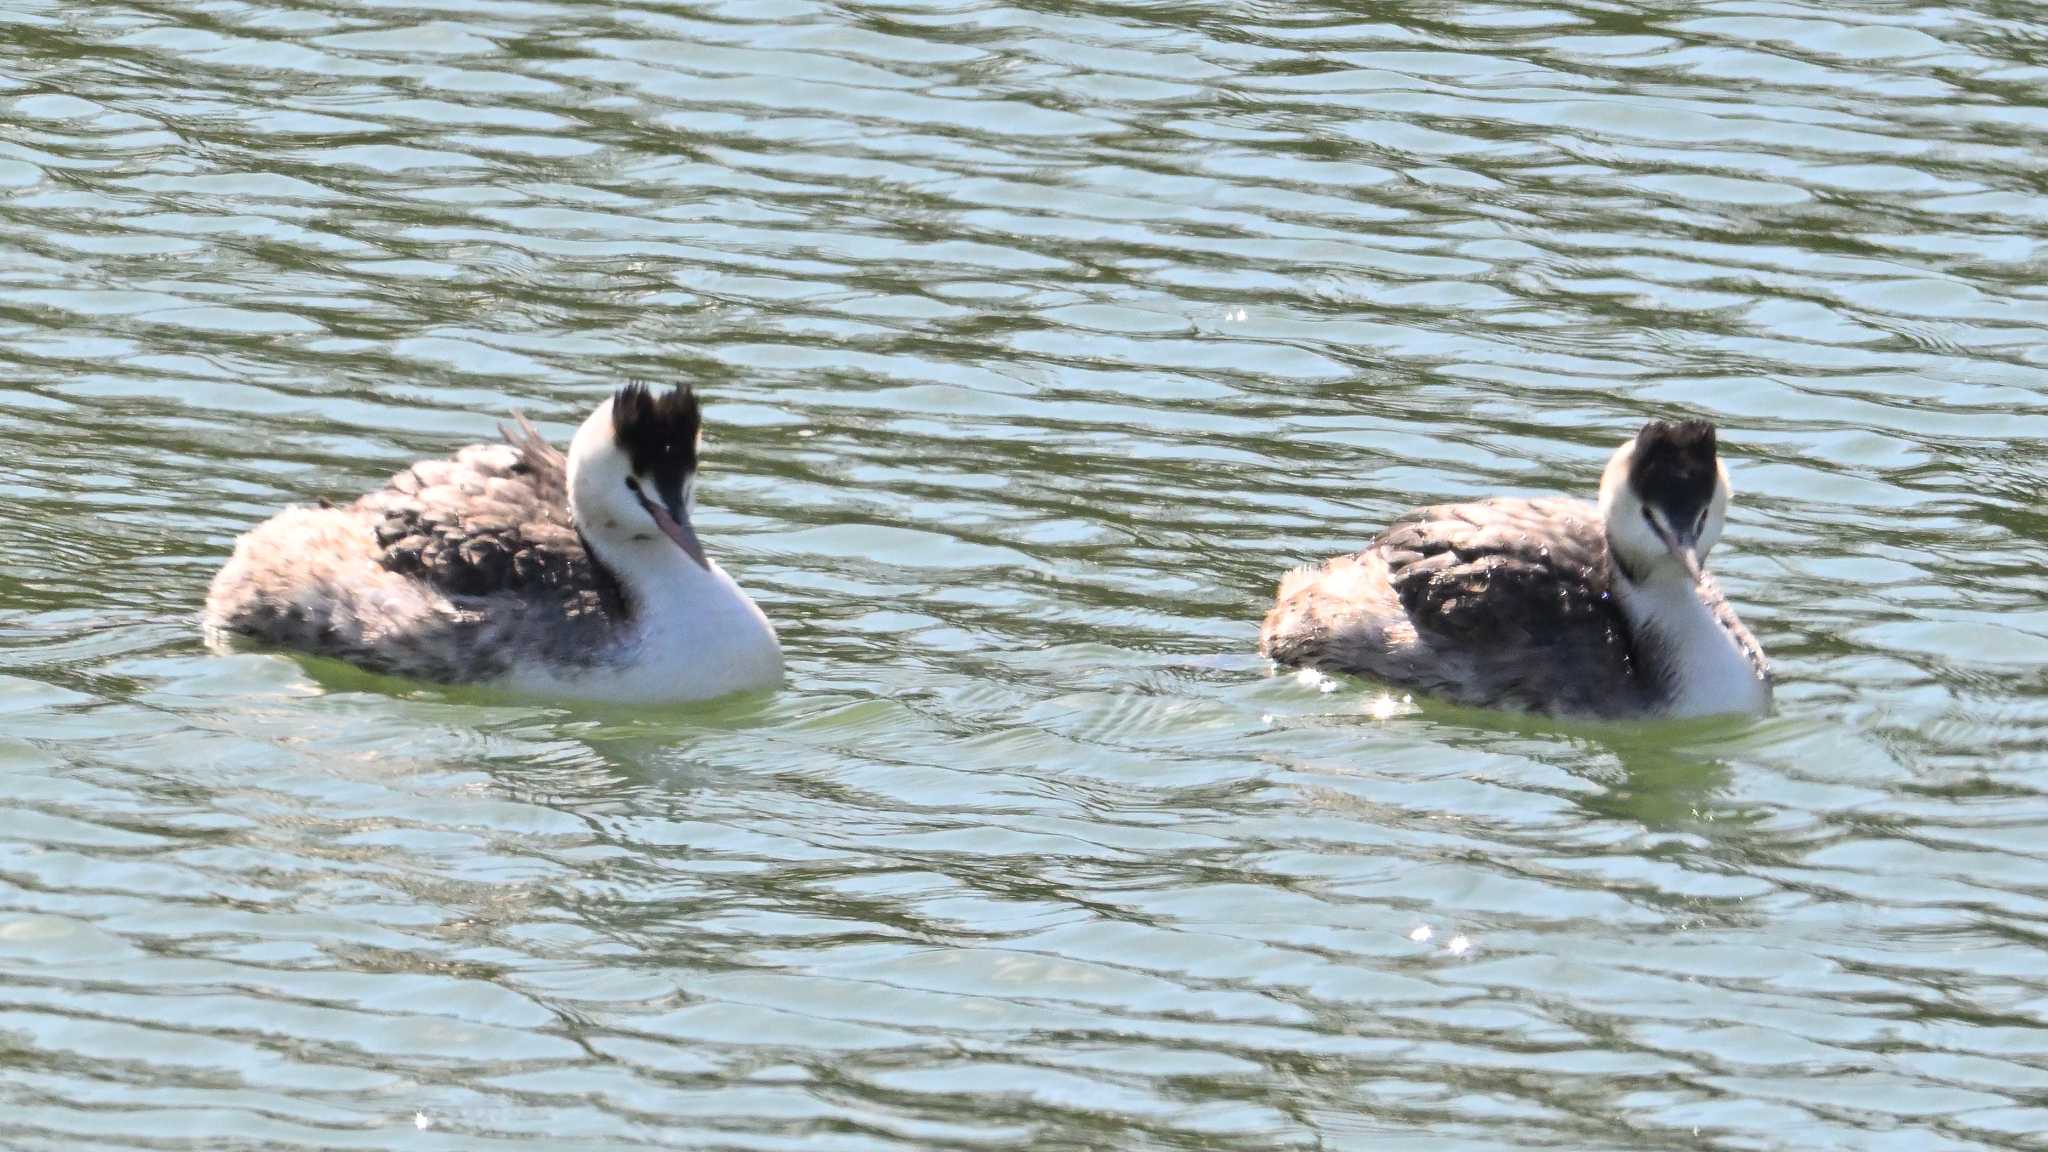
[611,383,701,509]
[1628,419,1717,530]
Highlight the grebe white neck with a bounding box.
[541,386,781,701]
[1596,422,1767,717]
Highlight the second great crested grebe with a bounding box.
[204,384,783,703]
[1260,419,1771,719]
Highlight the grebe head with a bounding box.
[567,383,709,570]
[1598,418,1730,585]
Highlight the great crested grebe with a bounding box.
[1260,419,1770,719]
[204,384,782,703]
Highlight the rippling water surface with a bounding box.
[3,1,2047,1147]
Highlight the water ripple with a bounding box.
[0,0,2044,1148]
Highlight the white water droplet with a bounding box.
[415,1113,432,1131]
[1445,934,1471,956]
[1408,925,1433,942]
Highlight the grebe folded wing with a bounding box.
[1381,498,1611,644]
[1264,497,1649,716]
[363,418,620,618]
[1383,498,1651,714]
[206,428,626,684]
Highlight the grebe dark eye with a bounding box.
[624,476,641,493]
[1641,507,1657,529]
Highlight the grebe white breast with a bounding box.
[204,384,782,703]
[1260,419,1770,719]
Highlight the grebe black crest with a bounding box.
[204,384,782,703]
[612,382,700,506]
[1620,419,1716,581]
[1260,418,1770,719]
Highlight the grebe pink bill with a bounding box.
[204,384,783,704]
[1260,419,1770,720]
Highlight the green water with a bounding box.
[2,2,2046,1148]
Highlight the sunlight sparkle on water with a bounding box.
[1366,692,1415,720]
[1294,668,1338,694]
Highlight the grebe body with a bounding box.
[204,385,781,703]
[1260,420,1770,719]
